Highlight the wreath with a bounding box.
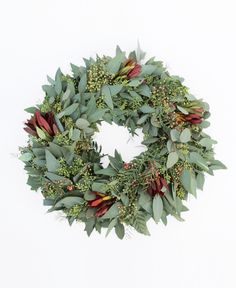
[19,46,226,238]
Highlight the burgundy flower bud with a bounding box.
[185,113,203,124]
[24,110,59,137]
[147,176,169,197]
[88,192,115,217]
[127,64,141,79]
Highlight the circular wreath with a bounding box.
[19,46,226,238]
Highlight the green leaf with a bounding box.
[54,196,84,209]
[109,84,123,96]
[189,152,209,172]
[196,173,205,190]
[209,159,227,170]
[140,105,155,113]
[199,138,217,149]
[91,182,108,193]
[76,118,90,130]
[86,95,96,115]
[44,172,71,184]
[102,85,113,109]
[95,166,117,177]
[132,212,150,236]
[101,203,119,219]
[166,151,179,168]
[115,222,125,239]
[120,194,129,206]
[62,87,71,102]
[177,105,189,115]
[180,128,191,143]
[27,175,42,191]
[170,129,180,142]
[36,127,47,140]
[84,218,95,236]
[45,150,60,172]
[200,121,210,128]
[24,107,37,114]
[19,152,33,162]
[88,109,106,123]
[137,114,149,125]
[138,84,151,97]
[71,129,81,141]
[43,199,54,206]
[108,155,123,171]
[70,63,80,78]
[84,191,96,201]
[63,103,79,116]
[78,73,87,93]
[106,218,117,237]
[139,192,152,214]
[55,68,62,95]
[181,169,197,197]
[153,195,163,223]
[136,42,146,62]
[106,52,125,74]
[140,65,156,76]
[54,115,64,132]
[32,148,45,158]
[128,79,142,87]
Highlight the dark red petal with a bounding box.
[190,119,202,124]
[160,177,169,190]
[95,205,110,217]
[127,64,141,79]
[52,124,59,135]
[35,111,53,135]
[185,114,201,120]
[89,198,103,207]
[23,127,37,136]
[156,178,162,193]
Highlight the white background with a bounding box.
[0,0,235,287]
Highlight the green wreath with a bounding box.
[19,46,226,238]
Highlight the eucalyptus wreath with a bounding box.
[19,46,226,238]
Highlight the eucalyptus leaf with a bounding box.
[180,128,191,143]
[19,152,33,162]
[102,85,113,109]
[180,169,197,197]
[45,150,60,172]
[78,73,87,93]
[76,118,90,130]
[106,52,125,74]
[166,151,179,168]
[153,195,163,223]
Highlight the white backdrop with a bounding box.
[0,1,235,287]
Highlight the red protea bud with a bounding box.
[147,176,168,197]
[95,205,111,217]
[127,64,141,79]
[24,110,59,138]
[185,113,203,124]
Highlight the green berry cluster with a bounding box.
[57,157,84,178]
[87,58,113,92]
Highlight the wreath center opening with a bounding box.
[93,122,147,167]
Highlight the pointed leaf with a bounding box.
[153,195,163,223]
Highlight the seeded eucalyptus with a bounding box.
[19,46,226,238]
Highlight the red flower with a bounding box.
[24,110,59,137]
[127,63,141,79]
[88,192,115,217]
[118,59,141,79]
[185,113,203,124]
[147,176,169,197]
